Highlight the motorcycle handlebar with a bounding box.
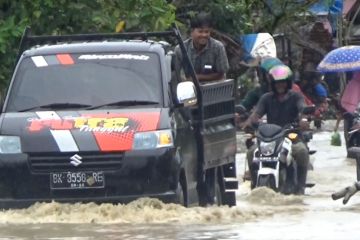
[331,182,360,204]
[331,188,348,201]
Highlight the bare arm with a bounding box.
[241,93,268,130]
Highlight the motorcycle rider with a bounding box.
[237,57,283,114]
[243,64,310,194]
[237,58,313,128]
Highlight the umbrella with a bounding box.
[317,45,360,72]
[239,33,277,63]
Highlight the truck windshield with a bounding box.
[5,52,163,112]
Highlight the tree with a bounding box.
[0,0,176,88]
[0,0,335,89]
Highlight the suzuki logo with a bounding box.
[70,154,82,167]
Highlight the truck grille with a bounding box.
[28,152,124,173]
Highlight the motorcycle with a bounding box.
[248,106,316,194]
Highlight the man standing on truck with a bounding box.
[174,12,229,82]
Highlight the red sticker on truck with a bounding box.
[28,111,160,152]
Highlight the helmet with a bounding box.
[269,65,293,92]
[258,57,284,88]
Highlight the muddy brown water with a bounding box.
[0,121,358,239]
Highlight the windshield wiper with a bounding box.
[87,100,159,110]
[18,103,92,112]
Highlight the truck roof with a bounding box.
[22,41,169,57]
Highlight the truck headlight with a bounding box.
[0,136,22,154]
[259,141,276,156]
[133,130,173,150]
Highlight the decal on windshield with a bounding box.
[28,117,131,133]
[31,56,48,67]
[78,54,150,60]
[31,54,74,67]
[57,54,74,65]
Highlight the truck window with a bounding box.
[6,52,162,112]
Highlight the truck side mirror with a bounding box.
[176,81,197,107]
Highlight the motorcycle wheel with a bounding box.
[257,175,276,190]
[278,168,288,194]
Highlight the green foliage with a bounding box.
[175,0,253,35]
[0,0,175,88]
[175,0,318,34]
[0,0,107,87]
[121,0,176,31]
[0,0,325,90]
[257,0,318,33]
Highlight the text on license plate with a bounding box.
[50,171,105,189]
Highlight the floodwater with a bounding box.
[0,121,358,240]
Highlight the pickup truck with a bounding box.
[0,26,238,208]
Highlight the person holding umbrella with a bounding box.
[318,45,360,199]
[318,45,360,151]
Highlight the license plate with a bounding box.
[50,171,105,189]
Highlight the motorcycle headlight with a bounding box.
[133,130,173,150]
[0,136,22,154]
[259,141,276,156]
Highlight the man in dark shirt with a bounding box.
[244,65,310,194]
[255,89,304,127]
[174,12,229,82]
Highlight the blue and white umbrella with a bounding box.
[317,45,360,73]
[239,33,277,64]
